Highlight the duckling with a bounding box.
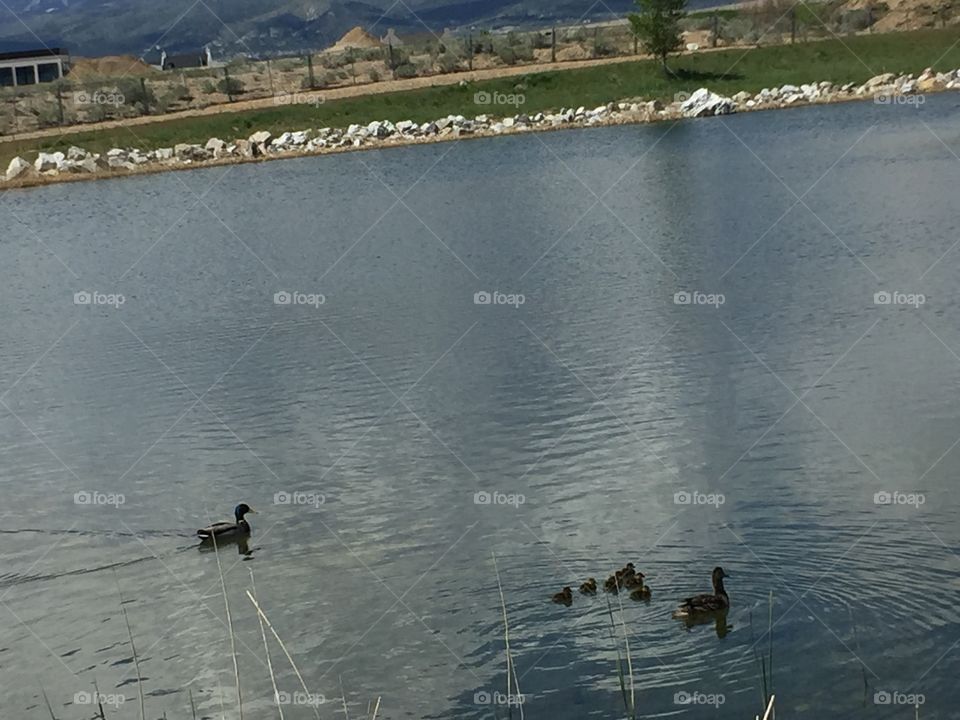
[197,503,256,541]
[603,575,620,593]
[629,574,651,600]
[552,587,573,606]
[579,578,598,595]
[623,573,645,590]
[671,567,730,618]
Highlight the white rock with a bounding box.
[34,151,65,172]
[864,73,896,89]
[5,156,31,181]
[155,147,174,161]
[66,146,88,161]
[290,130,310,144]
[106,148,126,158]
[249,130,272,145]
[502,116,515,128]
[679,87,735,117]
[78,157,98,173]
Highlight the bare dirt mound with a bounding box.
[70,55,161,79]
[331,26,382,50]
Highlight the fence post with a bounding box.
[712,12,719,47]
[224,66,234,102]
[551,26,557,62]
[140,77,151,114]
[306,54,316,89]
[790,7,797,43]
[266,58,275,96]
[468,31,474,70]
[56,83,64,125]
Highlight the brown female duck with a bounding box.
[671,567,730,618]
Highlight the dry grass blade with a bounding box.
[189,688,198,720]
[40,686,57,720]
[115,574,146,720]
[761,693,775,720]
[339,676,351,720]
[245,590,322,720]
[93,678,106,719]
[369,696,381,720]
[491,552,523,719]
[212,534,243,720]
[250,569,284,720]
[604,596,632,718]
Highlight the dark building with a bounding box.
[0,47,69,86]
[160,48,212,70]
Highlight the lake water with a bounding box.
[3,92,960,720]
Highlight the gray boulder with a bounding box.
[5,156,32,181]
[680,88,735,117]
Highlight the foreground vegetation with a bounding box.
[2,27,960,171]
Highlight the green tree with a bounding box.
[629,0,687,73]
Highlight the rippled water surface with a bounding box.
[3,94,960,719]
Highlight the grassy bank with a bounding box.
[3,27,960,170]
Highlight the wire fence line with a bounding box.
[0,2,888,137]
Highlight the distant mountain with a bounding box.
[0,0,641,58]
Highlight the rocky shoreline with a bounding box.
[3,67,955,191]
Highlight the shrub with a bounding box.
[436,53,460,73]
[217,76,245,95]
[496,45,518,64]
[393,62,418,78]
[368,68,381,82]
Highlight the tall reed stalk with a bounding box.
[604,595,637,719]
[115,574,146,720]
[491,552,524,720]
[749,591,775,713]
[250,569,284,720]
[212,534,243,720]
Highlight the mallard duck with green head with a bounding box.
[197,503,257,541]
[671,567,730,618]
